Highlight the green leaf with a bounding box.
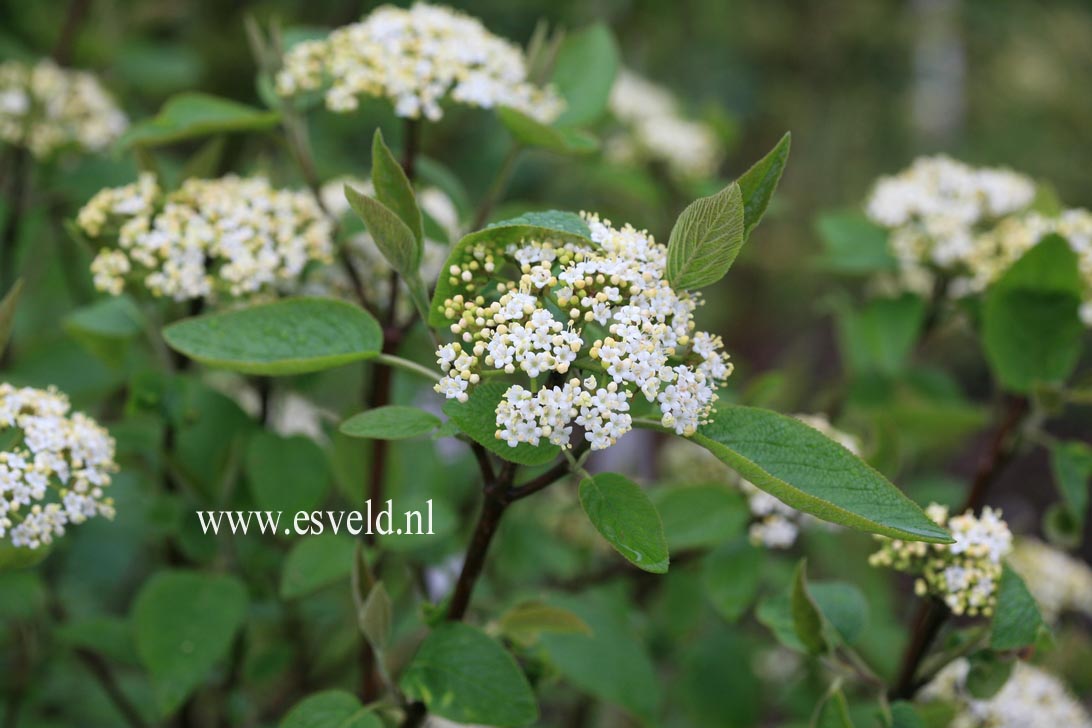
[835,294,926,376]
[737,132,791,236]
[179,135,226,180]
[0,278,22,356]
[497,601,592,647]
[666,181,745,290]
[443,381,560,466]
[280,691,381,728]
[651,484,748,550]
[280,534,356,600]
[810,582,869,645]
[133,570,248,716]
[246,431,330,513]
[120,92,279,147]
[359,581,392,650]
[990,564,1045,651]
[701,538,762,621]
[496,106,598,155]
[163,298,382,376]
[64,295,146,365]
[400,622,538,727]
[791,560,828,655]
[756,591,806,652]
[816,212,896,274]
[551,24,620,126]
[1049,439,1092,530]
[812,687,855,728]
[889,701,924,728]
[579,472,670,574]
[344,183,420,279]
[340,405,440,440]
[371,128,423,247]
[965,651,1014,699]
[430,211,591,326]
[983,235,1084,393]
[0,539,50,571]
[690,405,952,542]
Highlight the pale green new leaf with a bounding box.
[689,405,952,542]
[738,132,791,236]
[359,581,392,650]
[163,298,382,375]
[344,184,420,279]
[666,181,745,290]
[497,601,592,647]
[551,24,620,126]
[371,128,423,247]
[579,472,670,574]
[340,406,440,440]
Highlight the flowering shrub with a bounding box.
[1,4,1091,728]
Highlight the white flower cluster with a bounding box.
[865,156,1036,297]
[306,177,457,316]
[658,415,861,548]
[0,383,117,549]
[0,59,127,158]
[607,70,723,181]
[919,659,1092,728]
[970,208,1092,325]
[870,503,1013,617]
[432,214,734,451]
[77,174,334,301]
[1008,538,1092,624]
[276,3,564,123]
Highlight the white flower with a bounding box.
[433,213,735,451]
[78,174,334,301]
[0,59,127,158]
[276,3,564,123]
[0,384,118,549]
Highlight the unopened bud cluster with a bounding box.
[0,59,127,158]
[0,384,118,550]
[870,503,1013,616]
[433,213,733,451]
[276,2,564,123]
[77,174,334,301]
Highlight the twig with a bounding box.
[51,0,93,66]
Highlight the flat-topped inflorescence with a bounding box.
[0,59,127,158]
[276,2,564,123]
[77,174,334,302]
[0,384,118,550]
[432,213,734,451]
[870,503,1013,617]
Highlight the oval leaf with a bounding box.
[340,405,440,440]
[990,564,1045,651]
[496,106,598,155]
[579,472,669,573]
[497,601,593,647]
[400,622,538,727]
[551,24,620,126]
[280,690,381,728]
[120,92,280,148]
[701,538,762,622]
[163,298,382,375]
[690,405,952,543]
[280,534,357,600]
[133,570,248,716]
[246,431,331,514]
[666,181,745,290]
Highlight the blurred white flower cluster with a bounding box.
[306,177,458,317]
[0,59,127,158]
[920,659,1092,728]
[607,70,723,181]
[432,214,733,451]
[77,174,334,301]
[870,503,1013,617]
[276,3,564,122]
[0,384,117,550]
[1008,538,1092,623]
[865,156,1035,297]
[660,414,860,548]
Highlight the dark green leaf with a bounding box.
[690,405,952,542]
[371,128,423,246]
[245,431,330,513]
[1049,440,1092,530]
[442,381,560,466]
[280,534,357,600]
[340,406,440,440]
[496,106,598,155]
[651,484,748,550]
[579,472,670,573]
[701,538,762,621]
[163,298,382,376]
[120,92,279,147]
[280,691,381,728]
[551,24,620,126]
[737,132,791,236]
[990,564,1045,651]
[400,622,538,727]
[965,651,1014,699]
[666,181,745,290]
[889,701,924,728]
[791,560,828,655]
[810,582,869,645]
[983,235,1083,393]
[344,184,420,279]
[835,294,925,376]
[133,570,248,716]
[0,540,50,571]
